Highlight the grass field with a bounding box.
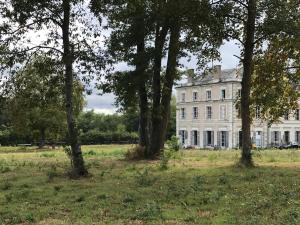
[1,145,300,225]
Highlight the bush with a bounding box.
[124,145,146,160]
[166,135,180,151]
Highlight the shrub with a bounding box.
[166,135,180,151]
[134,202,162,220]
[159,149,173,170]
[124,145,145,160]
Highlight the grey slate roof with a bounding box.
[176,66,243,88]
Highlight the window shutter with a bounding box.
[191,131,194,146]
[212,131,214,146]
[226,132,229,148]
[197,131,200,146]
[217,131,220,147]
[203,131,207,147]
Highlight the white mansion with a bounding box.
[176,65,300,149]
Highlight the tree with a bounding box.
[91,0,153,153]
[149,0,229,158]
[227,0,300,167]
[4,55,84,148]
[0,0,103,176]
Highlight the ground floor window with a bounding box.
[217,131,228,148]
[191,130,199,146]
[284,131,290,144]
[204,131,214,147]
[271,131,280,146]
[255,131,262,147]
[179,130,187,145]
[296,131,300,144]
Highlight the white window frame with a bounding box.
[192,107,198,119]
[221,89,226,100]
[180,108,186,119]
[206,90,212,101]
[192,91,198,101]
[206,106,212,120]
[181,92,186,103]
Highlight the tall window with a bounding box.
[181,108,185,119]
[193,107,198,119]
[220,105,226,120]
[296,109,300,120]
[221,89,226,100]
[206,106,212,119]
[206,90,211,101]
[181,93,186,102]
[237,89,241,98]
[284,131,290,144]
[284,112,289,120]
[274,131,279,143]
[255,106,261,119]
[193,92,198,101]
[296,131,300,144]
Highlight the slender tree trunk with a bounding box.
[148,22,169,158]
[62,0,87,176]
[135,3,149,152]
[240,0,256,167]
[39,128,46,149]
[160,21,180,150]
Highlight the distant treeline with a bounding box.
[0,107,176,146]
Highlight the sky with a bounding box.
[85,41,241,114]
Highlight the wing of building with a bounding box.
[176,65,300,149]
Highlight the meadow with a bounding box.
[1,145,300,225]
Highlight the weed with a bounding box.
[1,181,12,190]
[134,202,162,220]
[219,173,229,185]
[25,213,34,222]
[135,168,156,187]
[75,195,85,202]
[5,193,13,202]
[159,149,173,170]
[46,165,58,181]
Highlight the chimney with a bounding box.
[212,65,222,80]
[187,69,195,83]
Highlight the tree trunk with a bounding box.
[148,22,169,158]
[62,0,87,176]
[160,22,180,150]
[135,3,150,153]
[240,0,256,167]
[39,128,46,149]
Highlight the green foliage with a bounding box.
[166,135,180,152]
[1,146,300,224]
[124,145,146,160]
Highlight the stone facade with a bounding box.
[176,66,300,149]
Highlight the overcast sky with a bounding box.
[85,41,241,114]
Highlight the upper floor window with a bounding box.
[220,105,226,120]
[255,106,261,119]
[284,111,289,120]
[221,89,226,100]
[180,108,186,119]
[295,109,300,120]
[206,90,212,101]
[193,107,198,119]
[206,106,212,120]
[181,93,186,102]
[192,92,198,101]
[237,89,241,98]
